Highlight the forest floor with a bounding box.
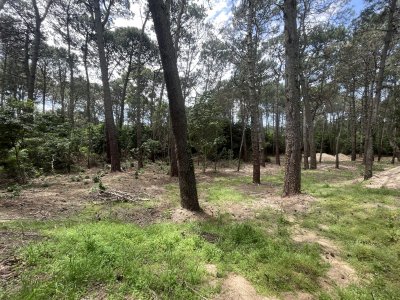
[0,157,399,299]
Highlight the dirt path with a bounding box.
[366,165,400,189]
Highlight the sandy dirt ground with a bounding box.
[1,160,399,299]
[366,165,400,189]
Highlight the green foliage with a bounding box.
[12,222,217,299]
[6,184,22,198]
[189,93,227,162]
[0,103,106,182]
[141,138,161,157]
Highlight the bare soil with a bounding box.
[292,226,358,289]
[366,165,400,189]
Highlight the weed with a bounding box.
[7,184,22,198]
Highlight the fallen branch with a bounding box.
[92,189,151,203]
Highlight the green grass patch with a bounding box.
[9,222,218,300]
[3,210,328,299]
[194,214,327,295]
[301,173,400,298]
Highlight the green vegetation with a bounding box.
[303,183,400,299]
[1,162,400,299]
[2,211,324,300]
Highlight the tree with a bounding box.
[85,0,121,172]
[283,0,302,196]
[363,0,397,179]
[148,0,200,211]
[189,93,226,172]
[246,0,261,184]
[28,0,54,101]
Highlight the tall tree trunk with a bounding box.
[274,75,281,165]
[283,0,302,196]
[83,34,92,168]
[28,9,41,101]
[335,116,342,169]
[28,0,53,102]
[237,116,247,172]
[319,116,326,163]
[135,13,149,170]
[350,78,357,161]
[259,113,265,167]
[246,0,260,184]
[364,0,396,179]
[168,0,186,177]
[92,0,120,172]
[149,0,200,211]
[1,49,7,106]
[303,108,309,169]
[66,4,75,125]
[300,74,316,169]
[41,67,47,113]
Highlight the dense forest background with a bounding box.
[0,0,399,185]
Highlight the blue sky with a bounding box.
[350,0,364,16]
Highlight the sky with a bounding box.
[114,0,366,36]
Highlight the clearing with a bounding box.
[1,159,400,299]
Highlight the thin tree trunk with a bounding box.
[28,0,53,101]
[283,0,302,195]
[66,4,75,125]
[319,116,325,163]
[118,55,133,130]
[246,0,260,184]
[364,0,396,179]
[83,34,92,168]
[274,75,281,165]
[41,67,47,113]
[303,107,309,169]
[350,78,357,161]
[335,117,342,169]
[149,0,200,211]
[237,116,247,172]
[92,0,120,172]
[259,113,265,167]
[135,13,149,170]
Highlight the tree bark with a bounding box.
[83,33,92,168]
[135,13,149,170]
[92,0,120,172]
[28,0,53,101]
[335,115,342,169]
[259,113,265,167]
[283,0,302,196]
[364,0,396,179]
[274,74,281,165]
[246,0,260,184]
[350,78,357,161]
[149,0,200,211]
[66,1,75,125]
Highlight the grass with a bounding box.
[2,161,400,299]
[298,166,400,299]
[1,210,326,299]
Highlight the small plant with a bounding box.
[98,180,106,191]
[70,175,82,182]
[92,174,100,183]
[7,184,22,198]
